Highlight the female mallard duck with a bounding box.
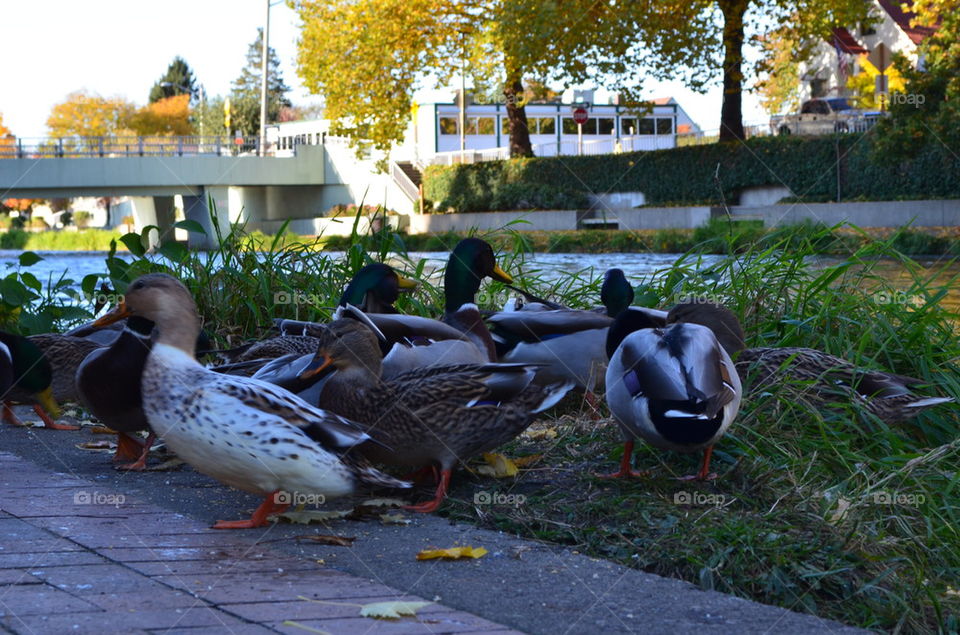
[295,318,573,512]
[27,333,103,405]
[668,301,954,423]
[0,331,69,430]
[603,304,742,480]
[91,273,409,529]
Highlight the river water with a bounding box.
[2,249,957,312]
[0,250,713,287]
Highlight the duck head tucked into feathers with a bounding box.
[93,273,201,354]
[444,238,513,312]
[666,299,746,355]
[338,263,417,314]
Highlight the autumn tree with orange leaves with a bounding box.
[128,95,193,136]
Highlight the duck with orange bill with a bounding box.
[91,273,409,529]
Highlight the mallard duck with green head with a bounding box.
[91,273,409,529]
[295,318,573,512]
[347,238,514,377]
[338,262,418,313]
[0,331,71,430]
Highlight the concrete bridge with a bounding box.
[0,136,415,247]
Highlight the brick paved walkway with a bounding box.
[0,452,519,634]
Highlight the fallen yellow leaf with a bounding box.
[416,546,488,560]
[477,453,518,478]
[359,600,432,619]
[523,427,557,440]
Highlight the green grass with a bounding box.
[3,215,958,631]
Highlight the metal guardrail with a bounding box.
[0,135,266,158]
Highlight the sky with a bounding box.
[0,1,766,140]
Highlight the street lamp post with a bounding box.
[259,0,271,157]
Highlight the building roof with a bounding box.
[876,0,937,45]
[830,27,868,54]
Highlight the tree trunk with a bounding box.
[503,75,533,157]
[718,0,748,142]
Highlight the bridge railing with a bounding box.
[0,135,268,159]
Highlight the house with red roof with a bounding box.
[797,0,936,103]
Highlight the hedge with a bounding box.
[422,135,960,212]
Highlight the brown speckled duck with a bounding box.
[295,319,573,512]
[668,300,954,424]
[91,273,409,529]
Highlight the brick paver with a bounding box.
[0,452,519,634]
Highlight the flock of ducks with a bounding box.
[0,238,953,528]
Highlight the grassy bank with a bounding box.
[10,220,960,258]
[0,228,126,251]
[2,220,958,631]
[324,219,960,257]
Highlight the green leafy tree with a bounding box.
[872,0,959,158]
[295,0,646,158]
[622,0,870,142]
[149,56,197,104]
[229,28,291,136]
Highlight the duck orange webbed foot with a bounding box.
[596,440,648,479]
[114,433,156,471]
[35,405,79,431]
[3,402,26,427]
[402,469,450,514]
[212,491,289,530]
[675,446,717,482]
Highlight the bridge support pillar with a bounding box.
[128,196,176,250]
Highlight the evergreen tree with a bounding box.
[229,28,291,135]
[149,56,198,104]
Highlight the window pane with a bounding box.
[656,118,673,135]
[501,116,511,136]
[561,117,578,134]
[537,117,555,134]
[638,118,655,134]
[598,118,615,135]
[439,117,458,134]
[620,117,637,135]
[477,117,495,135]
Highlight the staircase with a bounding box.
[390,161,425,211]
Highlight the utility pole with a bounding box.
[259,0,270,156]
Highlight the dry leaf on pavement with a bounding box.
[416,546,488,560]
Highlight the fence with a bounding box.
[0,135,266,159]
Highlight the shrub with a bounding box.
[424,135,960,212]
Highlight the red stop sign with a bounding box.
[572,107,589,125]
